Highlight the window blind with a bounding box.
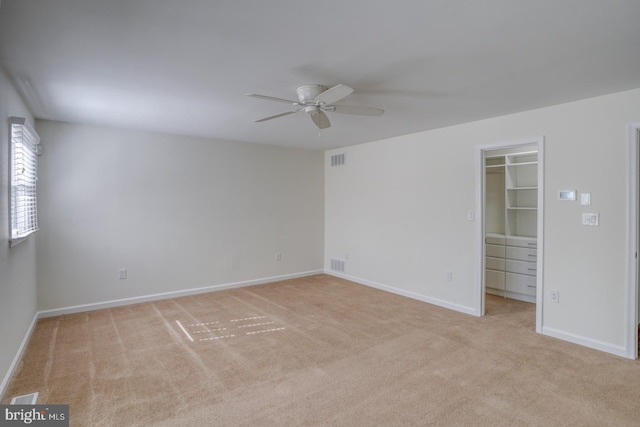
[10,116,40,245]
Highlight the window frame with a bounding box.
[9,116,40,247]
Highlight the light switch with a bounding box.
[580,192,591,206]
[582,213,599,226]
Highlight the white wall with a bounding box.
[35,121,324,311]
[326,88,640,356]
[0,67,38,395]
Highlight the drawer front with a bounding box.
[505,259,537,276]
[485,269,505,290]
[486,257,505,271]
[505,237,537,249]
[485,234,506,245]
[506,272,536,296]
[506,246,537,262]
[486,244,505,258]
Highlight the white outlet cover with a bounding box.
[582,213,599,226]
[580,192,591,206]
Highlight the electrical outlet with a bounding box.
[275,252,282,261]
[446,271,453,282]
[119,269,127,280]
[550,290,559,303]
[582,213,599,226]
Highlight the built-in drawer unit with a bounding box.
[486,244,505,258]
[505,259,537,276]
[485,234,537,303]
[505,246,537,262]
[485,269,505,291]
[486,257,505,271]
[486,234,506,245]
[505,236,537,249]
[506,272,536,297]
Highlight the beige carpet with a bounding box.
[3,274,640,426]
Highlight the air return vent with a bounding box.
[330,258,345,273]
[10,392,38,405]
[330,153,345,167]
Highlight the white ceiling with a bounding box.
[1,1,639,150]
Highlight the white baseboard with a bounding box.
[38,270,324,318]
[325,270,478,316]
[0,312,39,401]
[541,326,630,359]
[328,271,634,359]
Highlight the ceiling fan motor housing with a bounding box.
[297,85,328,104]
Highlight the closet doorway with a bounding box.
[478,138,544,333]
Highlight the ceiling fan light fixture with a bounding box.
[305,105,319,114]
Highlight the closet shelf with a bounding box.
[507,161,538,167]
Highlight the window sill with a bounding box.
[10,233,36,248]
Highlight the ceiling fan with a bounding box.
[246,84,384,130]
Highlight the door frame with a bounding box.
[627,123,640,359]
[476,136,544,333]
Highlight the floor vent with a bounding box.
[330,258,345,273]
[10,392,38,405]
[331,153,345,167]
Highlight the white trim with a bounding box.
[38,270,323,318]
[627,123,640,359]
[475,145,485,317]
[9,117,40,245]
[536,139,545,333]
[0,312,39,400]
[542,326,628,359]
[325,270,478,316]
[476,136,544,334]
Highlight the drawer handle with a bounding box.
[527,254,537,258]
[527,284,536,288]
[527,268,537,271]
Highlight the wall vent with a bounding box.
[10,392,38,405]
[330,153,345,167]
[330,258,345,273]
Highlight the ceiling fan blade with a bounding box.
[246,93,300,105]
[314,84,354,106]
[329,105,385,116]
[310,110,331,129]
[254,110,298,123]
